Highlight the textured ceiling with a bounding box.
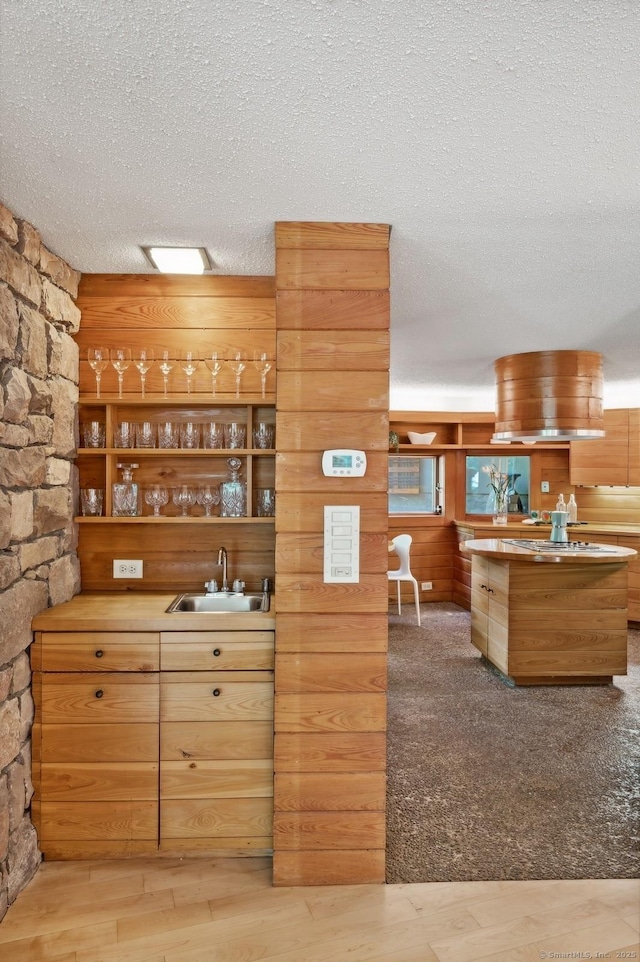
[1,0,639,409]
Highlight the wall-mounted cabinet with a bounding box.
[77,397,275,523]
[570,408,640,487]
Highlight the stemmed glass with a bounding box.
[158,349,174,398]
[110,347,132,399]
[196,485,221,517]
[87,347,109,398]
[227,349,246,398]
[133,348,154,398]
[172,484,196,517]
[253,350,273,399]
[180,350,199,395]
[204,352,223,397]
[144,484,169,517]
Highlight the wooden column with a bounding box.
[273,222,391,885]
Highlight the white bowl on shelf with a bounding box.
[407,431,436,445]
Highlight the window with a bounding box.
[465,455,530,515]
[389,456,441,514]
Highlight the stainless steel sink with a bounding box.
[166,592,266,613]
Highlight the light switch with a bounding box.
[324,505,360,583]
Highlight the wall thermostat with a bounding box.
[321,449,367,477]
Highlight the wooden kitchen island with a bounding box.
[459,538,637,686]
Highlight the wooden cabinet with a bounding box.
[32,631,160,859]
[32,624,275,859]
[77,398,275,522]
[570,408,640,487]
[469,555,509,670]
[389,411,570,451]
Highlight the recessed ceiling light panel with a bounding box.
[142,247,211,274]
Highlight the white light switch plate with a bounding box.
[323,505,360,583]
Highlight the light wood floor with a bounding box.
[0,857,637,962]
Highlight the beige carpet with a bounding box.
[385,602,640,883]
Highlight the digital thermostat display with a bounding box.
[321,449,367,477]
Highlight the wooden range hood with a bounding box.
[493,350,605,442]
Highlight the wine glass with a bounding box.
[87,347,109,398]
[172,484,196,517]
[180,350,199,395]
[227,349,246,398]
[133,348,154,398]
[144,484,169,517]
[158,349,174,398]
[204,351,223,397]
[110,347,132,399]
[196,485,221,517]
[253,351,273,399]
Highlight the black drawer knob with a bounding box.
[212,648,221,657]
[95,689,104,699]
[95,649,104,658]
[212,688,221,697]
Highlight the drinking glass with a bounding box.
[252,422,274,449]
[202,422,225,449]
[227,349,246,398]
[180,350,199,395]
[255,488,276,517]
[157,421,180,449]
[180,422,200,449]
[135,421,156,448]
[80,488,104,516]
[144,484,169,517]
[87,347,109,398]
[224,422,246,449]
[133,348,154,397]
[114,421,135,448]
[172,485,196,517]
[253,350,273,399]
[196,485,221,517]
[82,421,105,448]
[158,349,174,398]
[204,351,223,397]
[110,347,132,399]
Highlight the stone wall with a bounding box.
[0,200,81,919]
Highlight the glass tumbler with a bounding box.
[224,422,246,449]
[135,421,156,448]
[252,422,274,449]
[255,488,276,517]
[114,421,135,448]
[202,422,225,449]
[82,421,105,448]
[80,488,104,516]
[180,422,200,449]
[157,421,180,449]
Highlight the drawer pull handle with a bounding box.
[212,688,221,697]
[212,648,221,656]
[95,649,104,658]
[95,689,104,699]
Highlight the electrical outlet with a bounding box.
[113,560,143,579]
[541,481,550,493]
[421,581,432,591]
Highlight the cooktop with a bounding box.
[502,539,618,554]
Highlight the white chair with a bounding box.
[387,534,421,626]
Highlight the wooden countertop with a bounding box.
[459,538,638,563]
[32,592,276,631]
[455,520,640,536]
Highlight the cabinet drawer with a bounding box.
[160,759,273,799]
[40,762,158,800]
[41,723,158,762]
[161,797,272,839]
[161,720,273,760]
[36,637,159,672]
[161,673,273,722]
[161,631,274,671]
[40,673,159,724]
[37,800,158,841]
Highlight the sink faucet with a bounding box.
[217,546,229,592]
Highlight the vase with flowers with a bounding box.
[482,461,510,525]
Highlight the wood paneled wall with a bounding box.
[75,274,276,592]
[273,222,390,886]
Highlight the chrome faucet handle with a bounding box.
[232,579,245,593]
[204,579,218,594]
